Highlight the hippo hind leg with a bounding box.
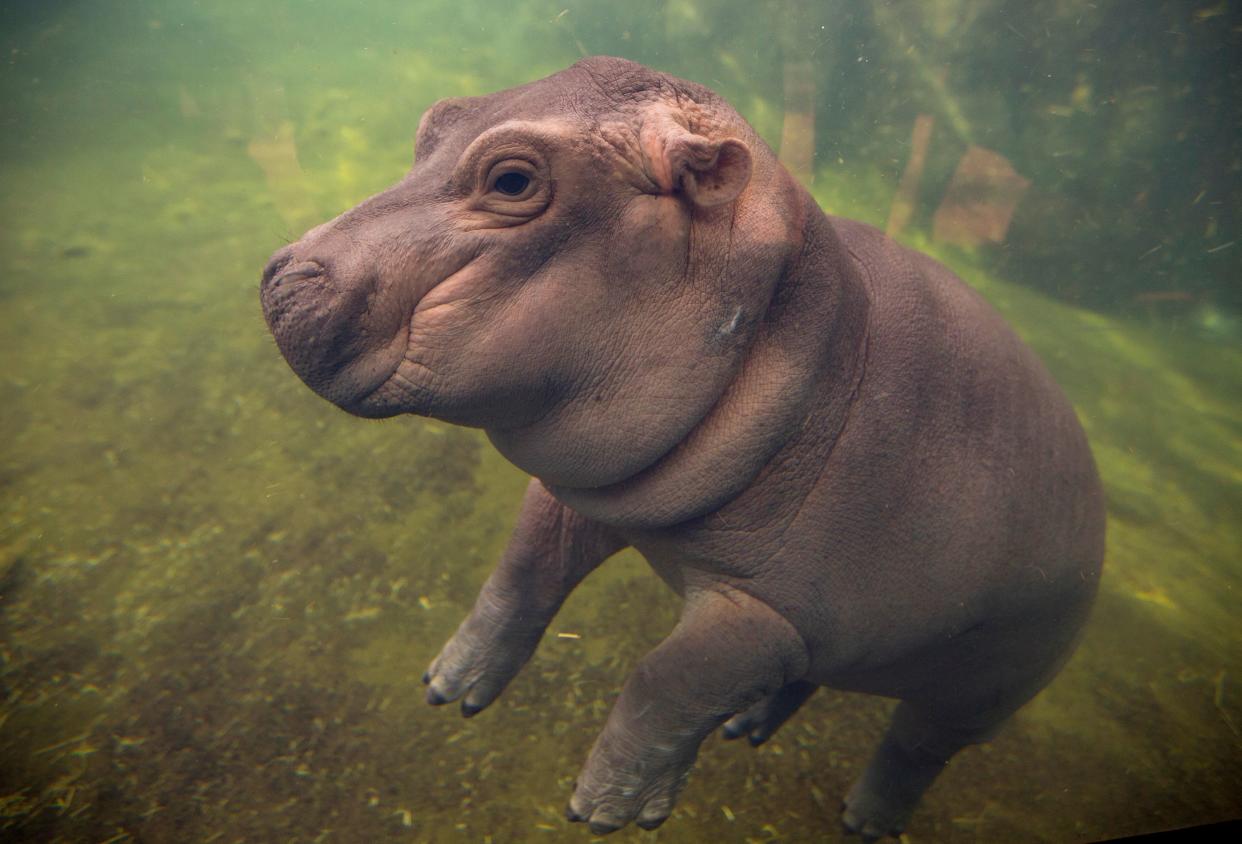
[841,700,1007,841]
[841,599,1093,840]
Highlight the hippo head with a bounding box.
[260,56,803,489]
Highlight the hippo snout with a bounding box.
[260,244,410,417]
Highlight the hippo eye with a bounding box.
[475,158,546,221]
[494,171,530,196]
[484,159,539,203]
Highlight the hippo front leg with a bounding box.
[722,679,818,746]
[423,479,625,715]
[568,585,808,834]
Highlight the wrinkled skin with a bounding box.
[260,57,1105,839]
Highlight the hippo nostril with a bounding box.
[261,247,296,289]
[275,263,326,285]
[262,255,326,296]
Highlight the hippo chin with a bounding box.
[260,56,1104,838]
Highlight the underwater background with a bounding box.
[1,1,1239,841]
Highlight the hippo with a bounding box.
[259,57,1105,838]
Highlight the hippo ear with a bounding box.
[642,110,753,209]
[414,98,468,161]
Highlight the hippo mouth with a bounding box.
[329,329,416,419]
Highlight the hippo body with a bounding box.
[260,57,1104,838]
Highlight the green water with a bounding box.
[1,1,1239,841]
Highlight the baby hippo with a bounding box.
[260,57,1104,838]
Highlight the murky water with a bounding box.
[2,2,1239,841]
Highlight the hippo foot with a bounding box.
[840,734,945,841]
[423,608,543,716]
[566,738,693,834]
[840,786,911,842]
[721,679,817,746]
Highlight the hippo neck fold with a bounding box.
[543,189,871,531]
